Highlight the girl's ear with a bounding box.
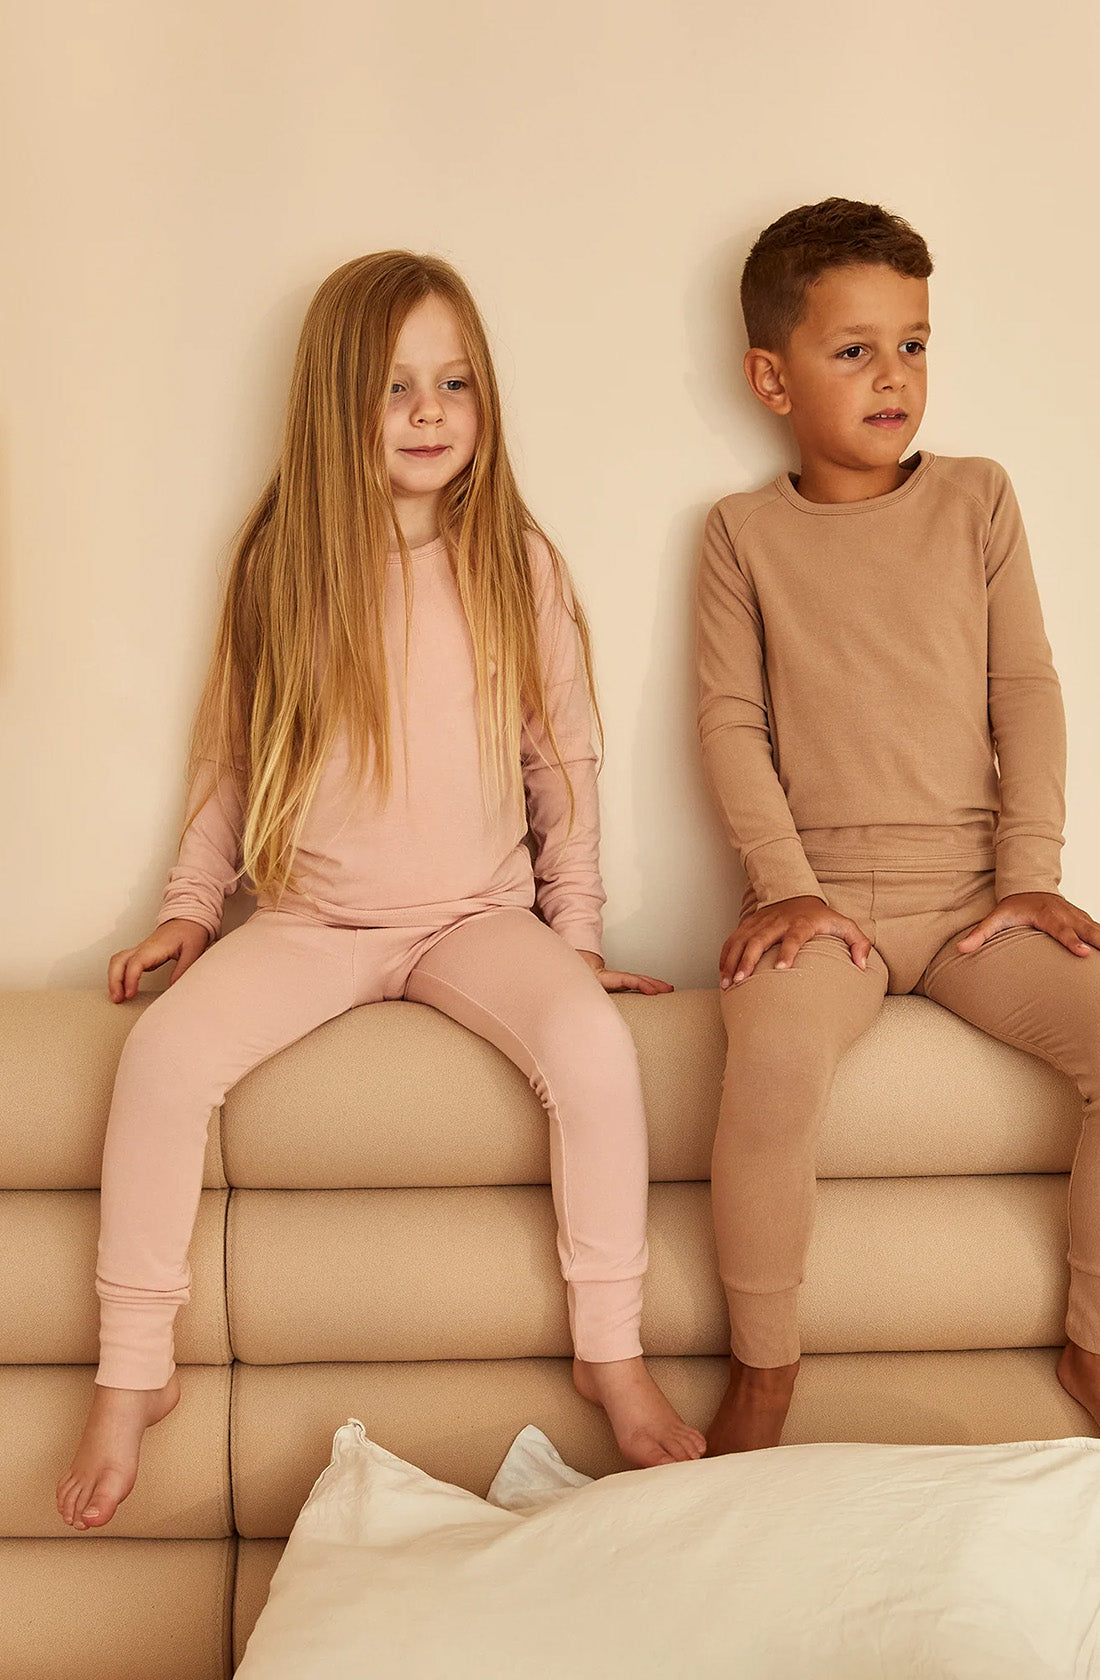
[743,348,792,417]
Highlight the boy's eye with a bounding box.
[837,345,866,361]
[902,340,926,356]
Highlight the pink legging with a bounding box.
[96,906,649,1388]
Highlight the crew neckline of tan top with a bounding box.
[775,449,934,515]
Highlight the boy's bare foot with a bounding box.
[56,1372,181,1530]
[1056,1341,1100,1428]
[706,1355,800,1455]
[573,1356,706,1467]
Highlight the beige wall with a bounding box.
[2,0,1097,990]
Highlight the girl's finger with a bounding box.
[107,948,133,1001]
[123,953,148,999]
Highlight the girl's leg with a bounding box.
[59,911,357,1530]
[405,908,705,1466]
[711,935,886,1451]
[918,922,1100,1420]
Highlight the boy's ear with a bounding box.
[743,348,792,416]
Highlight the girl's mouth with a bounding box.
[401,446,449,458]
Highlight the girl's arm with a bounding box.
[154,762,246,941]
[696,504,825,909]
[521,536,606,958]
[983,465,1067,900]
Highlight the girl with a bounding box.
[57,252,705,1530]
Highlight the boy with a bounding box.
[696,198,1100,1455]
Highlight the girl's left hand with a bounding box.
[576,949,674,994]
[956,892,1100,957]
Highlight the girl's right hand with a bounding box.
[107,919,211,1002]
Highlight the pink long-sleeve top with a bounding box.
[155,532,606,955]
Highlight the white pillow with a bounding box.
[236,1422,1100,1679]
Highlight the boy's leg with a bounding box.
[918,924,1100,1417]
[60,911,358,1530]
[405,907,706,1467]
[711,934,886,1450]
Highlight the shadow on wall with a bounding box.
[609,231,796,987]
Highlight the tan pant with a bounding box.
[714,860,1100,1367]
[97,906,649,1387]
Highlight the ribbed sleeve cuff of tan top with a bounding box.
[994,835,1064,901]
[744,838,827,909]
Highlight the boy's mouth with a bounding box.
[864,410,908,429]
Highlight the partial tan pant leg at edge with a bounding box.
[917,919,1100,1354]
[96,906,650,1388]
[714,864,1100,1368]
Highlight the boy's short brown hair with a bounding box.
[741,198,933,351]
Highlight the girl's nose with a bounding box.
[412,395,445,425]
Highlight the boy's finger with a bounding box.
[956,922,991,953]
[845,929,873,969]
[720,934,748,981]
[774,932,803,970]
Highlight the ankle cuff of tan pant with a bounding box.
[97,1297,179,1390]
[568,1277,645,1363]
[725,1284,801,1369]
[1066,1288,1100,1358]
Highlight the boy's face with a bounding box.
[747,264,929,477]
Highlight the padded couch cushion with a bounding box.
[0,991,225,1189]
[222,991,1081,1187]
[0,1365,232,1539]
[228,1350,1096,1538]
[227,1177,1069,1363]
[0,1537,234,1680]
[0,1189,230,1364]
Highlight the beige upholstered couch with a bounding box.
[1,985,1093,1678]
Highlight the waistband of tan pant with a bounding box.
[799,820,996,875]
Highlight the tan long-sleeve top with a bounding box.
[155,532,605,953]
[696,452,1066,907]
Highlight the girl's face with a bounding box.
[383,294,480,517]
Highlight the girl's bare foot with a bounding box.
[56,1372,181,1530]
[573,1355,706,1467]
[706,1355,799,1455]
[1056,1341,1100,1428]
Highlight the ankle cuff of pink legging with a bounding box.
[97,1297,178,1390]
[726,1284,801,1369]
[568,1277,645,1362]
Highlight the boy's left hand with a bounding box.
[957,892,1100,957]
[576,949,674,994]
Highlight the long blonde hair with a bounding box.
[184,251,601,902]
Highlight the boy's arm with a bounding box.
[522,536,607,958]
[984,468,1067,899]
[696,505,825,908]
[154,762,246,941]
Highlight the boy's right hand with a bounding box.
[720,896,872,990]
[107,919,211,1002]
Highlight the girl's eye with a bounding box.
[390,382,405,396]
[442,378,468,392]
